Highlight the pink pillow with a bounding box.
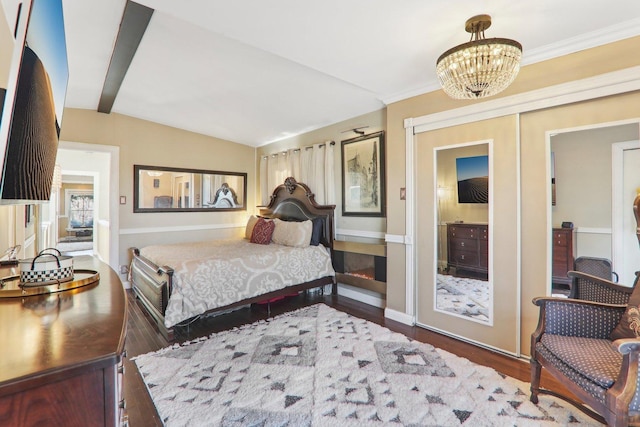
[250,218,275,244]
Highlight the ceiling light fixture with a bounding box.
[436,14,522,99]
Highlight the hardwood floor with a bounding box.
[123,289,578,427]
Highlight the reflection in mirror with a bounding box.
[549,124,640,294]
[134,165,247,212]
[435,142,492,324]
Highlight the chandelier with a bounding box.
[436,15,522,99]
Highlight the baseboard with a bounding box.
[337,283,385,308]
[384,307,415,326]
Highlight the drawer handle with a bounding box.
[461,255,465,260]
[460,242,465,247]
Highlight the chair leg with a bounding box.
[530,357,542,404]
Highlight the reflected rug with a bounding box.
[134,304,598,426]
[436,274,490,322]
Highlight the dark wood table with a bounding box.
[0,256,127,426]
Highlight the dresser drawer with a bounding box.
[553,232,568,247]
[450,237,478,252]
[450,251,479,266]
[449,226,478,239]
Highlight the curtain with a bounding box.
[259,155,268,205]
[261,142,335,205]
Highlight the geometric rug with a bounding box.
[134,304,599,426]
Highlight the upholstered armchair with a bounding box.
[568,270,636,304]
[530,295,640,426]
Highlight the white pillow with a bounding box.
[245,215,260,240]
[271,219,312,248]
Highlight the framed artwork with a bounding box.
[65,190,94,229]
[341,131,385,217]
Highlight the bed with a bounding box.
[130,177,336,341]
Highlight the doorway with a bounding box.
[55,141,119,269]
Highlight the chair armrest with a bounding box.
[532,297,626,339]
[612,338,640,355]
[568,271,633,304]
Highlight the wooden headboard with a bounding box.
[259,177,335,250]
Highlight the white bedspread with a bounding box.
[139,239,335,327]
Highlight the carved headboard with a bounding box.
[259,177,335,250]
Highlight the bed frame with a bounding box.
[130,177,336,341]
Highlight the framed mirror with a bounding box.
[434,142,492,324]
[133,165,247,213]
[548,123,640,294]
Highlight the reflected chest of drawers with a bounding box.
[447,223,489,276]
[552,227,576,286]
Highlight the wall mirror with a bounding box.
[134,165,247,213]
[549,123,640,293]
[434,142,492,324]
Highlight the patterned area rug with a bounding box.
[134,304,598,426]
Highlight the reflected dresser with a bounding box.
[447,222,489,277]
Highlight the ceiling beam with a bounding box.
[97,1,153,114]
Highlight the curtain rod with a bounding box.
[261,141,335,159]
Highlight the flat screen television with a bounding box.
[0,0,69,204]
[456,155,489,204]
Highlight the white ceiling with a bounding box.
[59,0,640,147]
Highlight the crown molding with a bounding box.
[410,66,640,134]
[380,18,640,106]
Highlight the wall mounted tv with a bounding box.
[456,155,489,204]
[0,0,69,204]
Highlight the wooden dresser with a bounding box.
[552,227,576,286]
[0,256,128,426]
[447,223,489,276]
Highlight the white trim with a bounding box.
[381,21,640,106]
[59,141,119,272]
[575,227,613,235]
[97,219,110,227]
[515,114,522,356]
[335,228,385,240]
[336,284,385,309]
[405,123,415,318]
[612,138,640,277]
[384,307,415,326]
[384,234,407,244]
[412,67,640,135]
[119,222,245,235]
[522,18,640,67]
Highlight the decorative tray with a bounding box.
[0,269,100,298]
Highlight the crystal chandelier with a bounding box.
[436,15,522,99]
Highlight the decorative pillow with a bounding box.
[271,218,312,248]
[610,285,640,340]
[245,215,259,239]
[250,218,275,245]
[310,217,323,246]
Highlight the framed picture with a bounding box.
[65,190,94,229]
[341,131,385,217]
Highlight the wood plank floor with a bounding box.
[123,289,579,427]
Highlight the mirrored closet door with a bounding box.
[415,115,520,355]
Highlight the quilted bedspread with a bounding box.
[139,239,335,327]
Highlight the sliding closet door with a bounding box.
[415,115,520,355]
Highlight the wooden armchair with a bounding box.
[568,270,636,304]
[530,296,640,426]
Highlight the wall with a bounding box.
[386,35,640,355]
[59,108,256,279]
[256,109,386,242]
